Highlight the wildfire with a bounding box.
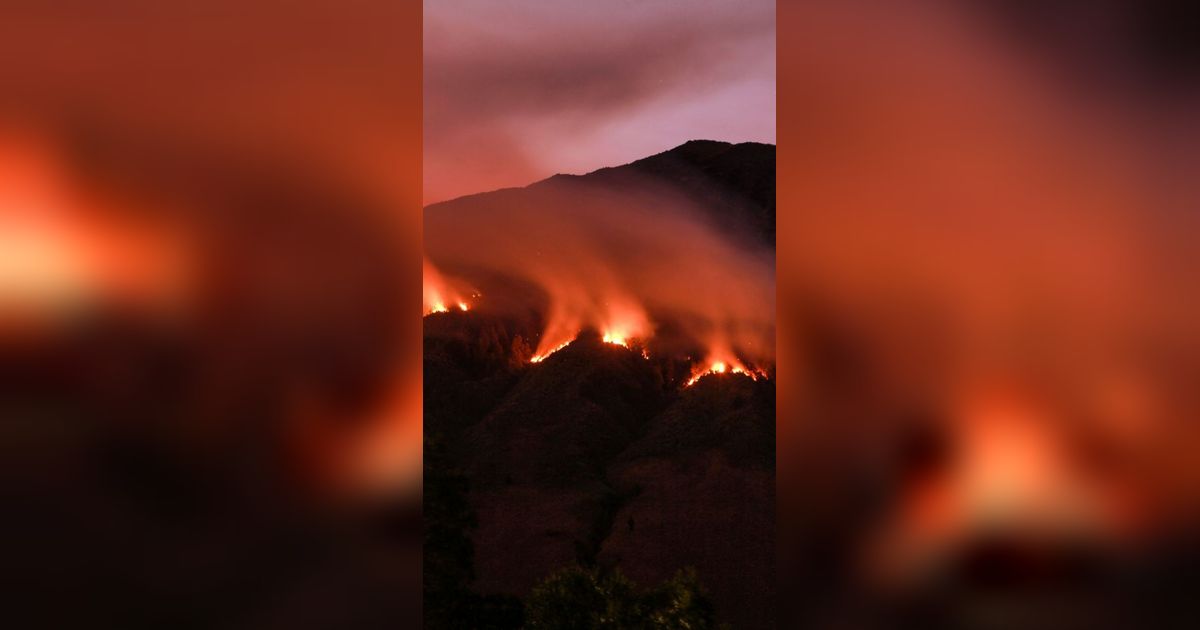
[530,340,571,363]
[423,174,776,388]
[602,330,628,347]
[529,328,650,364]
[600,300,649,347]
[684,347,768,387]
[423,258,474,316]
[529,293,651,360]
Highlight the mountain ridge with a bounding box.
[425,140,776,247]
[425,139,774,208]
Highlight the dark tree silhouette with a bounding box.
[524,566,721,629]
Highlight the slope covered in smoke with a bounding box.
[428,139,775,247]
[545,139,775,247]
[423,141,775,629]
[425,140,775,371]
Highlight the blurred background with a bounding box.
[5,0,1199,628]
[779,1,1199,628]
[1,1,423,626]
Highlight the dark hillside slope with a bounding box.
[423,141,776,629]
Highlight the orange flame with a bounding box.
[601,331,628,346]
[423,258,474,315]
[684,340,769,387]
[530,292,651,360]
[530,340,571,363]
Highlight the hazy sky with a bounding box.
[423,0,776,204]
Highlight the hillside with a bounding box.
[423,141,775,629]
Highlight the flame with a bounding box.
[425,182,775,378]
[527,294,649,361]
[423,258,474,315]
[530,340,571,363]
[531,319,581,359]
[602,331,628,346]
[424,176,776,391]
[684,341,769,387]
[529,291,652,360]
[600,298,649,346]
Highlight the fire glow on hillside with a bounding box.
[523,320,770,387]
[423,258,475,315]
[601,331,629,346]
[684,340,770,387]
[529,340,570,363]
[528,294,652,359]
[424,180,774,388]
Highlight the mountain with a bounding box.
[427,139,776,248]
[423,142,775,629]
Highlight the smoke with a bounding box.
[424,176,774,374]
[423,257,475,315]
[423,0,775,204]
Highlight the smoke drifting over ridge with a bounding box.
[424,168,775,378]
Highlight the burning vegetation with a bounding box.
[684,349,770,387]
[423,257,476,315]
[424,147,775,388]
[422,141,777,630]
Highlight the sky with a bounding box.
[423,0,776,204]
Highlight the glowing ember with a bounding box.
[530,340,571,363]
[457,302,469,312]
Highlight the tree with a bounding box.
[641,568,720,630]
[524,566,720,629]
